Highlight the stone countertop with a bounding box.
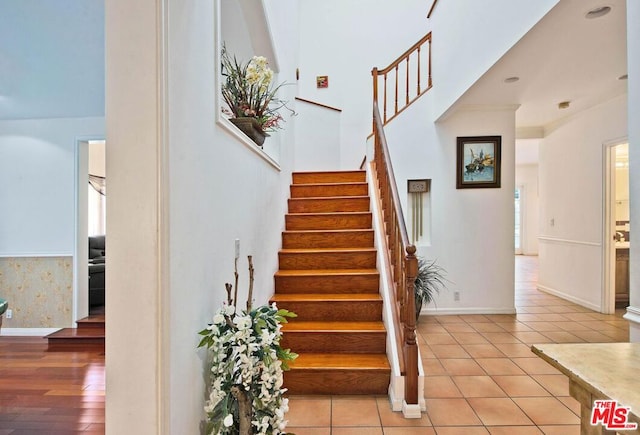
[531,343,640,424]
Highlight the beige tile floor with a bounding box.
[285,255,630,434]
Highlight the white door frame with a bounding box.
[602,138,628,314]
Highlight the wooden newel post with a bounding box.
[404,245,419,405]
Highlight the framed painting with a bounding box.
[456,136,501,189]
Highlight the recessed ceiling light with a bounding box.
[618,74,628,80]
[585,6,611,19]
[504,76,520,83]
[558,101,570,109]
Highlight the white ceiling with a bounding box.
[455,0,627,165]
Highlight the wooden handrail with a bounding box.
[427,0,439,19]
[372,32,432,126]
[295,97,342,112]
[371,100,419,406]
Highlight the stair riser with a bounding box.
[285,214,372,230]
[48,340,105,352]
[281,332,386,354]
[271,300,382,322]
[288,197,370,213]
[275,274,380,294]
[284,370,390,395]
[293,171,366,184]
[290,184,368,198]
[283,231,374,249]
[279,251,376,270]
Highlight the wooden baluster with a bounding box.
[405,56,410,105]
[428,37,433,89]
[394,65,399,116]
[383,73,388,123]
[417,46,422,94]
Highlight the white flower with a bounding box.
[212,313,225,325]
[224,304,236,316]
[223,413,234,427]
[234,315,252,330]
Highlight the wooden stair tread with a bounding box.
[46,328,105,339]
[292,182,368,187]
[289,353,390,370]
[282,321,385,332]
[289,195,370,201]
[272,293,381,302]
[279,247,376,253]
[283,229,374,234]
[292,171,366,185]
[275,268,378,276]
[287,211,372,217]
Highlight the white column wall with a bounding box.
[106,0,297,433]
[625,0,640,339]
[538,95,627,311]
[105,0,164,432]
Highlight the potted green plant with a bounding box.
[414,258,447,321]
[198,256,297,435]
[220,46,293,147]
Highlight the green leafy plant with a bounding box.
[414,258,447,321]
[221,45,293,133]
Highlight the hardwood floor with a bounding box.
[0,337,105,434]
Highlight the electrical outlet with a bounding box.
[6,309,12,319]
[453,292,460,302]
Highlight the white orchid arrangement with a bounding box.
[198,256,297,435]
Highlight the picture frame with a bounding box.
[456,136,501,189]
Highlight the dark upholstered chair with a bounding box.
[89,236,105,307]
[0,298,8,331]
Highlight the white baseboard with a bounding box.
[0,328,60,337]
[537,285,600,312]
[420,307,517,316]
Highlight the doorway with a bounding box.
[604,141,630,314]
[75,139,106,322]
[515,186,524,255]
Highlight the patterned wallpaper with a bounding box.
[0,256,73,328]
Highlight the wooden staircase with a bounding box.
[46,311,105,351]
[271,170,391,395]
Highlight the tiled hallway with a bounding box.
[285,255,630,434]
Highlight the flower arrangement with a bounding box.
[221,45,293,134]
[198,256,298,435]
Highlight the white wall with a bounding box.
[516,164,539,255]
[0,117,105,255]
[428,0,559,120]
[106,0,298,433]
[293,99,342,171]
[298,0,427,168]
[295,0,557,175]
[626,0,640,339]
[538,94,627,311]
[383,93,517,314]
